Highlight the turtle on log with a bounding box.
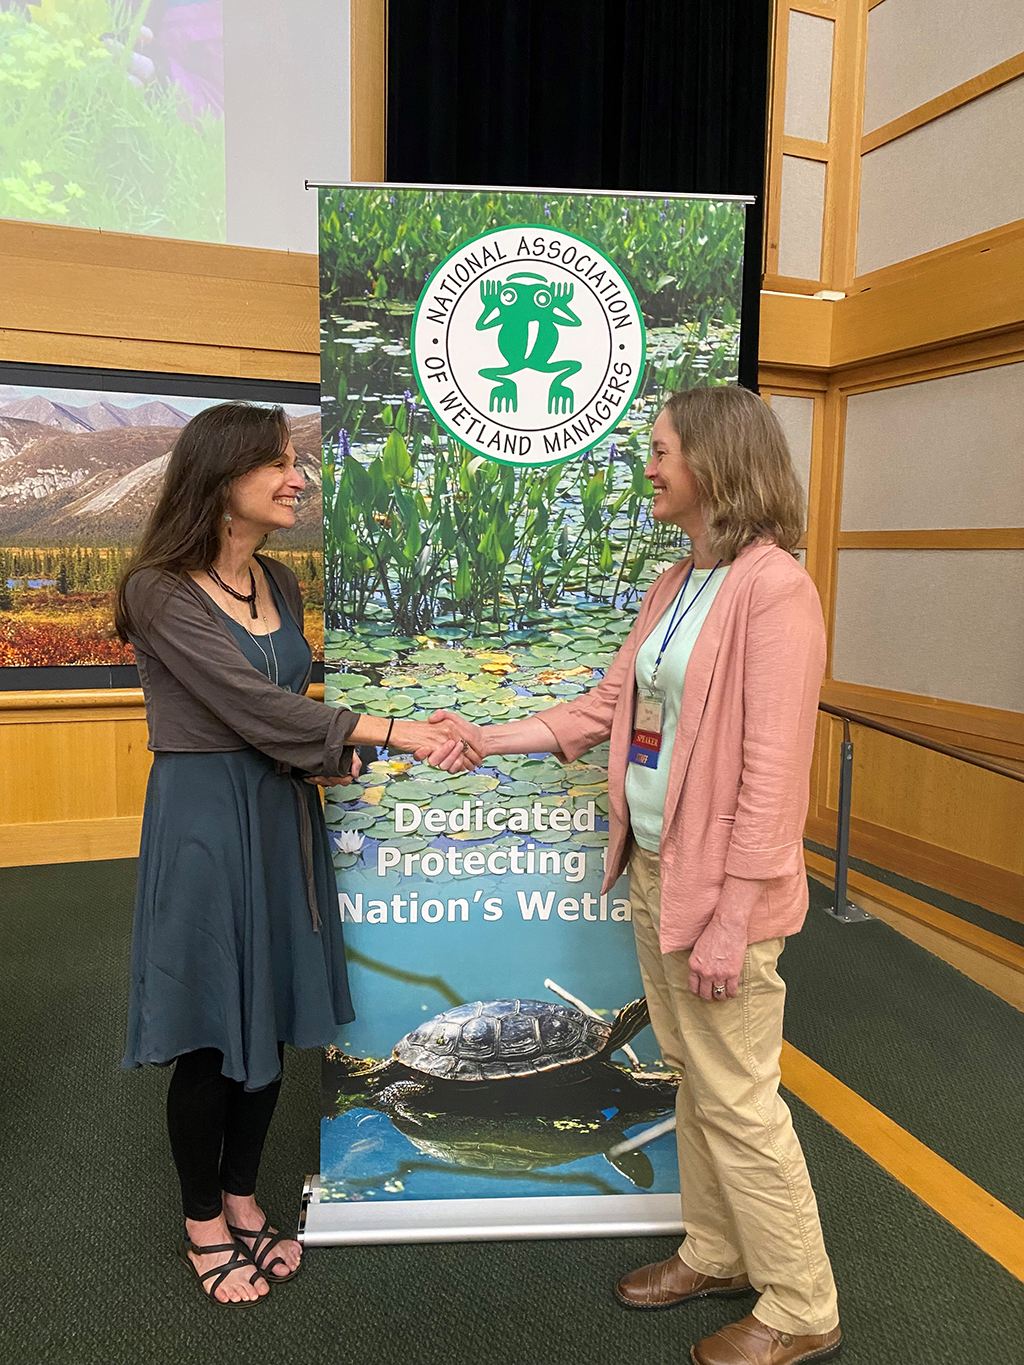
[325,996,677,1122]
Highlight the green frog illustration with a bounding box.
[476,273,583,414]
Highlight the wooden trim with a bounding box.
[0,683,325,720]
[764,1,791,280]
[789,0,837,18]
[761,273,826,296]
[758,292,834,369]
[819,679,1024,752]
[0,816,142,868]
[825,0,867,292]
[780,1042,1024,1283]
[837,528,1024,550]
[805,850,1024,976]
[851,218,1024,296]
[831,323,1024,394]
[805,384,846,674]
[833,224,1024,368]
[0,327,319,383]
[783,136,830,162]
[862,53,1024,153]
[350,0,388,181]
[0,218,317,286]
[757,366,830,392]
[0,689,145,713]
[866,0,886,8]
[804,807,1024,923]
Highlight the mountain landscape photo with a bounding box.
[0,389,324,667]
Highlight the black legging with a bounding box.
[166,1045,284,1222]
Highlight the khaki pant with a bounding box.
[630,845,839,1336]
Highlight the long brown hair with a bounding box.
[114,401,289,641]
[660,386,805,562]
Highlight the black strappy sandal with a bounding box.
[178,1237,268,1306]
[228,1216,301,1284]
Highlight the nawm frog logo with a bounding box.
[412,224,646,468]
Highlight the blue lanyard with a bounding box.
[650,560,722,687]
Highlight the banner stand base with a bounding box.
[299,1177,684,1246]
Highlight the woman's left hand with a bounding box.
[305,752,363,787]
[687,918,747,1001]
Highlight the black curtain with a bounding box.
[387,0,770,388]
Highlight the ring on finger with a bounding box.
[712,983,726,998]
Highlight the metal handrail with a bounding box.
[818,702,1024,783]
[815,701,1023,924]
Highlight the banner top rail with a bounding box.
[304,180,756,205]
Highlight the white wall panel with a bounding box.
[865,0,1024,132]
[832,549,1024,712]
[771,395,815,502]
[857,77,1024,275]
[223,0,351,253]
[785,11,834,143]
[778,156,826,280]
[842,364,1024,530]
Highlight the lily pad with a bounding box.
[446,774,501,794]
[497,780,542,796]
[336,810,381,831]
[386,835,432,854]
[439,656,484,674]
[329,672,370,689]
[532,829,574,844]
[332,851,360,869]
[573,830,609,847]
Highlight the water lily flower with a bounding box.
[337,831,365,855]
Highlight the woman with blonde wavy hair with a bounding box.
[428,386,840,1365]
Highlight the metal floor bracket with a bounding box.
[824,900,873,924]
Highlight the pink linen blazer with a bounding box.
[539,543,826,952]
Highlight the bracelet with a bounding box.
[384,717,395,749]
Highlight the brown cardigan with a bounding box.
[125,555,357,775]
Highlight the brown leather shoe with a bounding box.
[690,1313,841,1364]
[614,1253,751,1310]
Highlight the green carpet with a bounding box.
[783,877,1024,1217]
[3,858,1024,1365]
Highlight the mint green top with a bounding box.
[625,564,729,852]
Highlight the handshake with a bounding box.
[411,710,486,772]
[306,711,489,790]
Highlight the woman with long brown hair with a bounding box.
[117,402,476,1306]
[427,387,840,1365]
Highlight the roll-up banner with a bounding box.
[307,184,750,1245]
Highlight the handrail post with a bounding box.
[825,718,871,923]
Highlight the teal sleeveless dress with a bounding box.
[121,572,353,1090]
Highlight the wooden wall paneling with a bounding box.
[834,226,1024,366]
[804,804,1024,924]
[833,725,1024,873]
[820,678,1024,760]
[790,0,838,20]
[758,293,834,369]
[782,137,830,161]
[825,0,868,290]
[804,382,846,673]
[862,51,1024,154]
[839,529,1024,550]
[0,329,319,384]
[764,1,792,279]
[350,0,388,182]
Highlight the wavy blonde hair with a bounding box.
[660,386,805,562]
